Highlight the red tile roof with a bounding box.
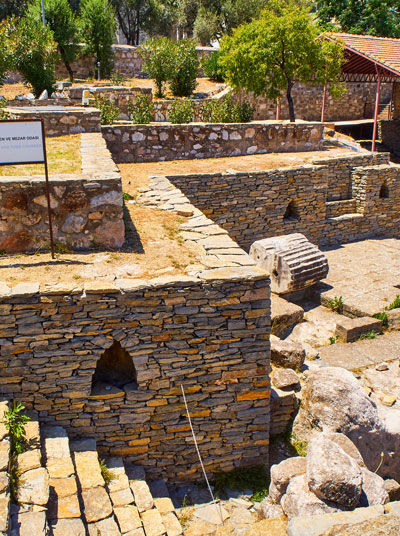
[328,33,400,81]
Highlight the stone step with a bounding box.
[42,426,85,535]
[0,400,10,536]
[70,438,117,533]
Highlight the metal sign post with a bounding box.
[0,119,55,258]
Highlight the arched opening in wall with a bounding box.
[379,182,389,199]
[283,200,300,221]
[91,340,137,392]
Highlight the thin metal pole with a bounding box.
[321,82,327,123]
[41,121,55,259]
[41,0,46,25]
[276,99,281,120]
[372,67,381,152]
[181,385,224,525]
[389,81,394,120]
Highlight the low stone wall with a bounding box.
[0,133,124,252]
[6,106,101,137]
[0,174,270,481]
[270,388,298,436]
[236,82,392,122]
[102,121,325,163]
[55,44,214,79]
[164,153,400,249]
[379,119,400,157]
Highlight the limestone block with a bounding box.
[18,449,41,474]
[0,442,9,472]
[130,480,154,512]
[271,294,304,338]
[335,317,382,343]
[272,369,300,390]
[10,511,47,536]
[250,233,329,294]
[140,509,166,536]
[88,516,121,536]
[162,512,182,536]
[114,505,142,532]
[18,467,49,506]
[81,486,113,523]
[51,518,86,536]
[0,491,9,533]
[74,451,104,489]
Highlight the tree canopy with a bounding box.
[219,0,344,122]
[317,0,400,38]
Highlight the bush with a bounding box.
[168,98,195,124]
[200,95,254,123]
[128,94,154,124]
[140,36,175,98]
[193,5,220,46]
[27,0,78,82]
[170,38,199,97]
[4,16,57,98]
[0,23,13,87]
[95,96,120,124]
[203,50,225,82]
[80,0,115,78]
[0,99,9,119]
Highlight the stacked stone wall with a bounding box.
[0,134,124,253]
[164,154,400,250]
[102,122,325,163]
[379,119,400,157]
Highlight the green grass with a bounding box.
[359,330,379,340]
[329,336,337,345]
[373,312,388,328]
[327,296,343,314]
[386,295,400,311]
[212,465,270,502]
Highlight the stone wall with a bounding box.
[6,106,101,137]
[164,152,400,250]
[379,119,400,157]
[0,134,124,252]
[236,82,392,122]
[270,388,298,436]
[102,122,325,163]
[55,44,214,79]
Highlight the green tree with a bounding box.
[79,0,116,77]
[140,36,175,96]
[219,0,344,122]
[27,0,78,81]
[0,20,13,85]
[193,4,219,45]
[221,0,266,34]
[170,37,199,96]
[4,16,57,98]
[0,0,28,20]
[112,0,161,45]
[316,0,400,37]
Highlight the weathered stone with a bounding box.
[162,511,182,536]
[321,433,364,468]
[11,511,47,536]
[0,492,9,533]
[360,468,388,506]
[81,486,113,523]
[249,234,328,294]
[114,505,142,532]
[48,492,81,520]
[88,516,121,536]
[18,449,41,474]
[193,503,229,525]
[140,508,166,536]
[320,513,400,536]
[74,451,104,489]
[51,518,86,536]
[272,369,300,389]
[384,479,400,501]
[269,457,307,503]
[130,480,154,512]
[0,441,9,472]
[271,294,304,338]
[18,467,49,506]
[335,317,382,343]
[270,335,305,370]
[259,496,285,519]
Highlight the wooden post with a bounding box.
[41,121,55,259]
[372,67,381,152]
[321,83,327,123]
[276,99,281,120]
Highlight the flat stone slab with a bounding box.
[193,503,229,525]
[18,467,49,506]
[114,504,142,532]
[162,511,183,536]
[88,516,121,536]
[51,518,86,536]
[335,316,382,343]
[130,480,154,513]
[271,294,304,338]
[140,508,166,536]
[11,511,47,536]
[74,451,104,489]
[318,343,374,371]
[81,486,113,523]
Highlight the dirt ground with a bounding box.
[118,145,356,193]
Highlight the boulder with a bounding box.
[270,335,305,370]
[269,457,307,503]
[272,368,300,390]
[249,233,329,294]
[259,496,285,519]
[281,474,340,520]
[306,434,363,508]
[322,433,364,468]
[359,469,388,506]
[320,513,400,536]
[292,367,400,479]
[384,479,400,501]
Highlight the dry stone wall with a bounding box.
[0,176,271,481]
[102,122,325,163]
[164,152,400,250]
[0,133,124,252]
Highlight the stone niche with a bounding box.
[0,133,125,253]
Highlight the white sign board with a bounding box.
[0,120,45,165]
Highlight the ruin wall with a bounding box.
[102,122,325,163]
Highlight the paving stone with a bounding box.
[48,492,81,520]
[114,505,142,532]
[193,503,229,525]
[49,476,78,498]
[46,457,75,479]
[74,451,104,489]
[110,486,135,507]
[89,516,121,536]
[10,511,47,536]
[154,498,175,515]
[162,512,182,536]
[51,517,86,536]
[82,486,113,523]
[18,467,49,506]
[318,343,373,371]
[335,317,382,343]
[0,442,9,472]
[18,449,41,474]
[0,492,9,533]
[140,508,166,536]
[130,480,154,513]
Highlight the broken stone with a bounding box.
[335,317,382,343]
[271,335,306,370]
[272,368,300,389]
[271,294,304,338]
[81,486,113,523]
[383,479,400,501]
[269,457,307,503]
[249,233,328,294]
[360,468,388,506]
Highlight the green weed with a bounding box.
[327,296,343,314]
[359,330,379,340]
[373,312,388,328]
[212,465,269,502]
[99,459,116,485]
[329,336,337,345]
[386,295,400,311]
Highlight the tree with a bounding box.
[0,0,28,20]
[193,4,219,45]
[140,36,175,96]
[0,20,13,85]
[219,0,344,122]
[169,37,199,96]
[316,0,400,38]
[79,0,116,77]
[221,0,266,34]
[27,0,78,81]
[3,16,57,97]
[112,0,174,45]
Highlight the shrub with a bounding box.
[0,99,9,120]
[4,16,57,98]
[128,94,154,124]
[203,50,225,82]
[27,0,78,82]
[327,296,343,314]
[95,96,120,124]
[110,69,126,85]
[168,99,195,124]
[200,95,254,123]
[99,458,116,485]
[193,5,220,46]
[140,36,175,98]
[170,38,199,97]
[79,0,116,78]
[0,23,13,87]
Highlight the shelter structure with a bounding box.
[326,33,400,150]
